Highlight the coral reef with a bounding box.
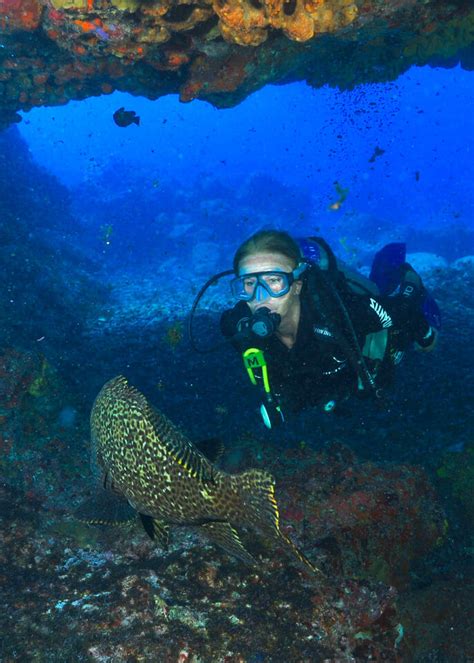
[0,127,108,360]
[275,444,447,588]
[0,397,445,660]
[214,0,358,45]
[437,443,474,521]
[0,1,474,125]
[0,345,88,500]
[0,348,41,414]
[0,471,404,660]
[0,328,465,661]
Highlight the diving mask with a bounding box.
[231,262,307,302]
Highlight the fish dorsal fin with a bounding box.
[101,376,216,483]
[147,405,217,483]
[200,522,256,566]
[195,437,225,464]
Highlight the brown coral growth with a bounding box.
[0,0,42,31]
[0,0,473,126]
[214,0,358,45]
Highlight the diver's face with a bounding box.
[238,252,303,318]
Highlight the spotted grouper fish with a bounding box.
[83,375,319,576]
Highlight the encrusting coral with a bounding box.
[0,1,473,125]
[214,0,358,46]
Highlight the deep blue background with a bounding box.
[19,65,473,230]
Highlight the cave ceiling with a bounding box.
[0,0,473,127]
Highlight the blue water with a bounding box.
[18,65,474,249]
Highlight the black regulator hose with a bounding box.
[188,269,234,354]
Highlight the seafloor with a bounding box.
[1,252,473,662]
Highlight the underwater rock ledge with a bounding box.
[0,435,444,661]
[1,0,474,127]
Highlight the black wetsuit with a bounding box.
[221,268,434,413]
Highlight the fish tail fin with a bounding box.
[230,469,322,577]
[134,116,140,126]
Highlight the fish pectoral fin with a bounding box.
[200,522,256,566]
[74,489,135,526]
[194,437,225,464]
[139,514,170,549]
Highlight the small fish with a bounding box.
[100,223,113,246]
[95,27,109,41]
[78,376,319,576]
[113,107,140,128]
[415,171,420,181]
[164,321,183,349]
[368,146,385,163]
[339,236,349,252]
[328,180,349,212]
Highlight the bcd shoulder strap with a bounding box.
[302,252,380,397]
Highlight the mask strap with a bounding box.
[293,262,308,280]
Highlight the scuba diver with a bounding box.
[191,230,440,429]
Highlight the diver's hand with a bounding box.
[415,326,437,352]
[399,263,426,307]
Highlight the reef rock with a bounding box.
[451,254,474,272]
[406,251,449,275]
[0,0,474,126]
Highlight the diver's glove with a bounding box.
[415,325,437,351]
[398,263,437,350]
[399,263,426,308]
